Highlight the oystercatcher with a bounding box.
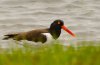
[3,19,75,43]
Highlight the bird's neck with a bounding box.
[49,27,61,39]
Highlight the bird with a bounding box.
[3,19,76,43]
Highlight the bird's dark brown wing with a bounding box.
[3,33,18,40]
[25,28,49,43]
[3,28,49,43]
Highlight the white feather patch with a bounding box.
[42,33,54,43]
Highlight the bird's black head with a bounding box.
[49,19,64,39]
[49,19,76,39]
[53,19,64,27]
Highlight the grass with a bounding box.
[0,41,100,65]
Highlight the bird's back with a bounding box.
[3,28,49,43]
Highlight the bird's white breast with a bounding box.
[42,33,54,44]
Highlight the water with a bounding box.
[0,0,100,48]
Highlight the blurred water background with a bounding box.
[0,0,100,48]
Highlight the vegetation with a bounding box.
[0,41,100,65]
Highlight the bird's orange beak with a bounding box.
[61,25,76,37]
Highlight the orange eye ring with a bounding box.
[58,22,60,24]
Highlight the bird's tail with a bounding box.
[3,33,18,40]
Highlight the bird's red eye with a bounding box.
[58,22,60,24]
